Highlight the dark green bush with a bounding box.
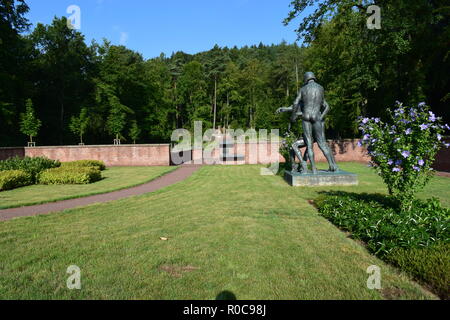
[0,156,60,182]
[0,170,32,191]
[315,193,450,257]
[38,166,102,185]
[386,242,449,299]
[60,160,106,171]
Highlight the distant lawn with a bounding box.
[0,163,447,299]
[0,166,176,209]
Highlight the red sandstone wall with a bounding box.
[0,147,25,161]
[23,145,170,166]
[1,140,448,171]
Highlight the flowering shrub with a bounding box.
[358,102,449,211]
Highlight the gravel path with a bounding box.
[0,165,201,222]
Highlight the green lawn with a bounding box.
[0,166,176,209]
[0,163,448,299]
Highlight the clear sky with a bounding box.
[24,0,309,59]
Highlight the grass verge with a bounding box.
[0,166,176,209]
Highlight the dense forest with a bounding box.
[0,0,449,147]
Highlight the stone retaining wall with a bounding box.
[1,140,449,172]
[0,145,170,166]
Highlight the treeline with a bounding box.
[1,0,449,147]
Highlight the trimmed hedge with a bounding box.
[316,192,450,299]
[386,242,449,300]
[38,166,102,185]
[315,193,450,257]
[0,170,33,191]
[61,160,106,171]
[0,156,60,182]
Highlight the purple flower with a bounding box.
[400,119,410,124]
[395,160,402,166]
[387,159,394,165]
[445,124,450,130]
[420,124,429,130]
[418,102,426,107]
[374,118,380,123]
[445,143,450,148]
[405,128,412,135]
[413,166,420,172]
[401,150,410,158]
[418,159,425,166]
[363,134,370,141]
[395,101,403,106]
[392,167,401,172]
[394,138,400,143]
[429,112,436,122]
[437,134,442,141]
[361,118,369,124]
[357,140,363,147]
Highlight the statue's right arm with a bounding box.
[276,106,293,114]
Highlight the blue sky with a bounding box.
[24,0,310,59]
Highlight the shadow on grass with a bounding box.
[216,290,237,300]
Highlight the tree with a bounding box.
[20,98,41,144]
[284,0,450,135]
[129,120,141,144]
[30,17,95,145]
[177,61,209,129]
[0,0,32,146]
[106,97,129,142]
[69,107,89,144]
[204,45,229,129]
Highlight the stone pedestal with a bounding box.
[285,170,358,187]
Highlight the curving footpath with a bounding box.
[0,165,201,222]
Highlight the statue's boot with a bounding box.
[329,164,340,172]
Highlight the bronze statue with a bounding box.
[277,72,339,174]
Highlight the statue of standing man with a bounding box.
[277,72,339,174]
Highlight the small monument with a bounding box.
[276,72,358,186]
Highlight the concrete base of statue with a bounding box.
[284,170,358,187]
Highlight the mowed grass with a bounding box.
[0,163,447,300]
[0,166,176,209]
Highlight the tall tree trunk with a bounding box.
[60,101,64,145]
[213,77,217,130]
[226,92,230,128]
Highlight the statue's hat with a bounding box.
[304,72,317,84]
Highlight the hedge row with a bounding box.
[0,170,33,191]
[315,193,449,257]
[315,192,450,299]
[38,167,102,185]
[61,160,106,171]
[0,156,60,182]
